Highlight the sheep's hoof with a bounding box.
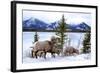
[52,55,55,58]
[35,56,38,59]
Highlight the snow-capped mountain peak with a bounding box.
[76,22,90,30]
[23,17,48,30]
[47,21,59,30]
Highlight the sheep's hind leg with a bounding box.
[51,53,55,58]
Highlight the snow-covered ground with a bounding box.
[23,53,91,63]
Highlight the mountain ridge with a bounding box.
[23,17,91,31]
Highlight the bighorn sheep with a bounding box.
[31,36,57,59]
[64,46,79,56]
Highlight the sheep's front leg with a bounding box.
[35,51,38,59]
[44,52,46,59]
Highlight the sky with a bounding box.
[23,10,91,25]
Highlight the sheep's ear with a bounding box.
[30,46,33,48]
[32,42,34,44]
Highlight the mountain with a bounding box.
[47,22,90,31]
[47,21,59,30]
[23,17,91,31]
[75,22,91,31]
[23,17,48,30]
[68,22,91,31]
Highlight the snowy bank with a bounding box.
[23,53,91,63]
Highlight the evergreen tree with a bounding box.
[82,32,91,53]
[34,32,39,43]
[55,15,68,50]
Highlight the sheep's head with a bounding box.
[51,36,57,44]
